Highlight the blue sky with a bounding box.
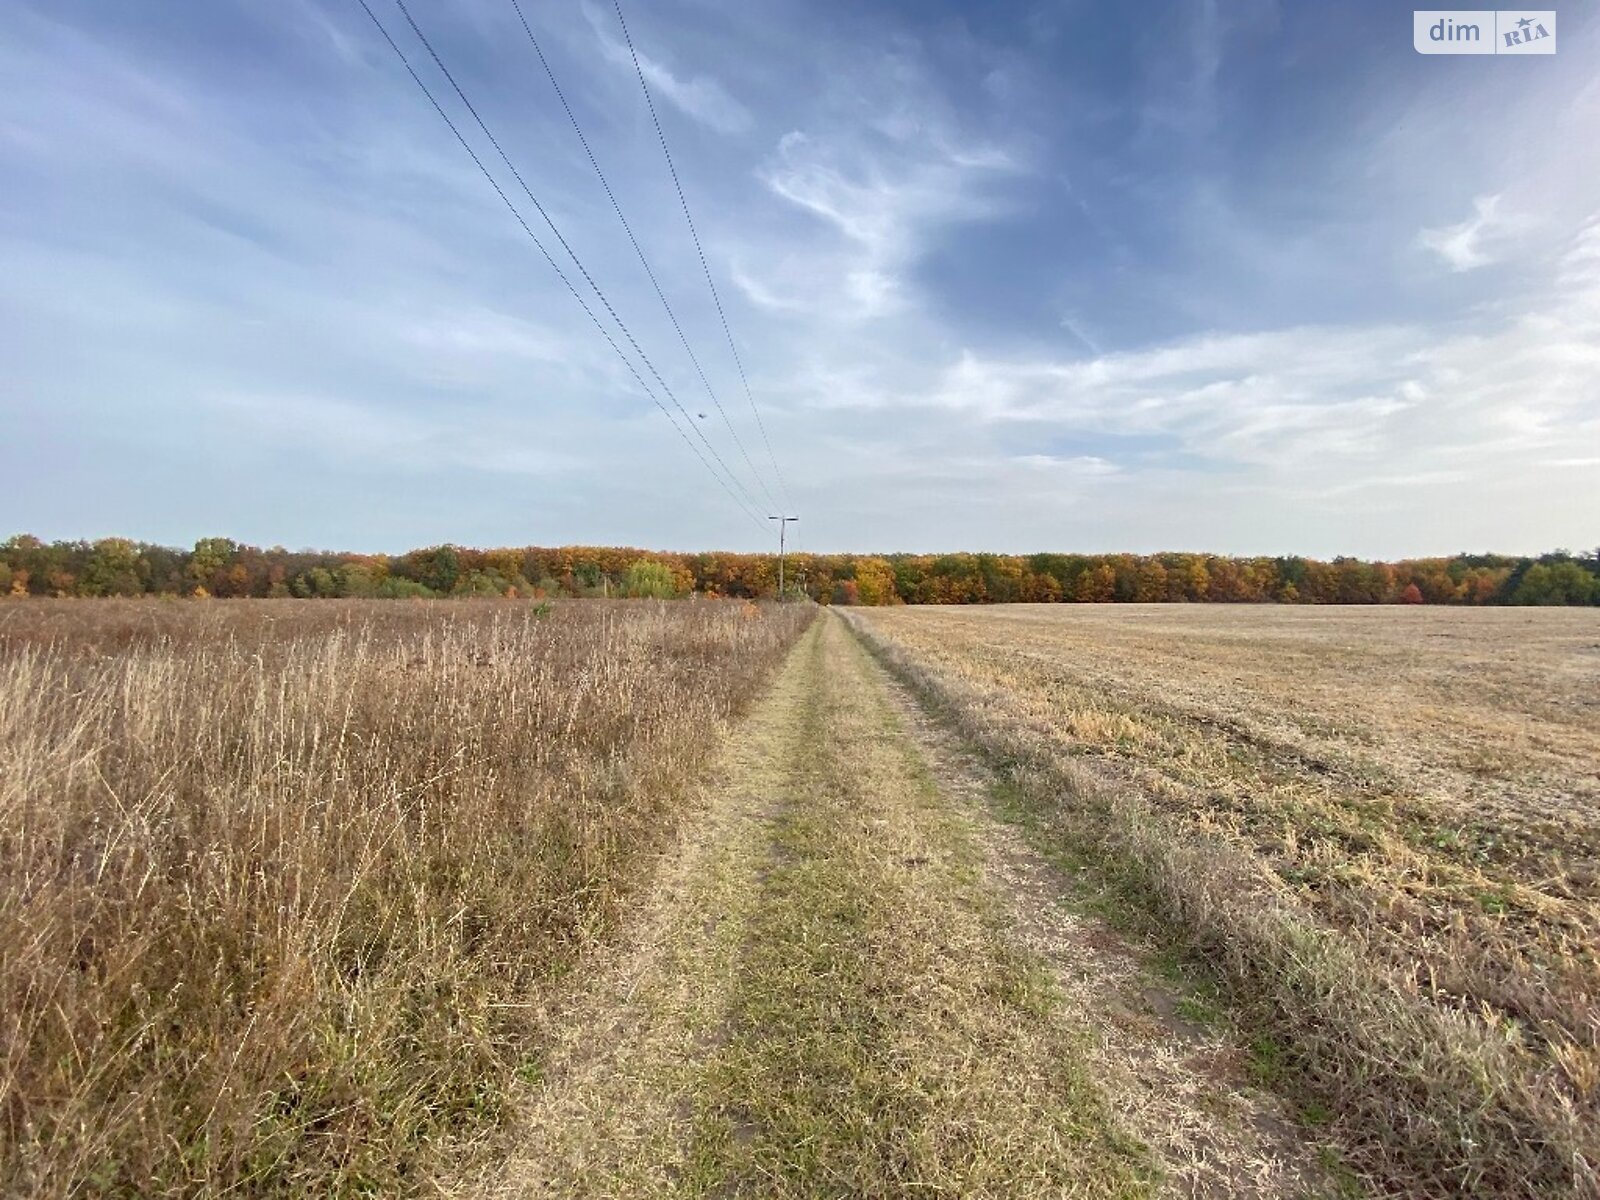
[3,0,1596,556]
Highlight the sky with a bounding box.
[2,0,1597,557]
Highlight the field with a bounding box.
[5,598,1598,1199]
[0,598,812,1196]
[849,603,1600,1196]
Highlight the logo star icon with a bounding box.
[1517,16,1534,30]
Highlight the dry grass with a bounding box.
[0,597,811,1197]
[847,603,1600,1198]
[870,660,1341,1199]
[680,618,1148,1197]
[477,613,1151,1198]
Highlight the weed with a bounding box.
[0,597,812,1197]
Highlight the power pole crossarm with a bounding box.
[769,515,798,600]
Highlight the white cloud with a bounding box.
[583,3,752,134]
[746,120,1016,319]
[1059,314,1103,356]
[821,216,1600,500]
[1013,453,1121,475]
[403,307,566,363]
[1418,194,1530,271]
[727,259,808,313]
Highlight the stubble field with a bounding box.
[849,603,1600,1197]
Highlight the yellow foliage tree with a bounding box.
[853,557,898,606]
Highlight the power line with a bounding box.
[506,0,781,516]
[351,0,765,530]
[610,0,796,515]
[389,0,771,524]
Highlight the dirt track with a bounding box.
[457,612,1336,1198]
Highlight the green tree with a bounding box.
[1510,562,1599,606]
[337,562,383,597]
[454,570,509,597]
[375,577,433,599]
[80,538,145,597]
[188,538,238,593]
[413,546,462,594]
[622,559,680,599]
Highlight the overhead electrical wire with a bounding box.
[388,0,771,524]
[610,0,796,516]
[506,0,782,516]
[351,0,767,529]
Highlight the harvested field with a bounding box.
[847,603,1600,1198]
[0,598,812,1197]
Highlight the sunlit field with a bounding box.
[850,603,1600,1197]
[0,598,812,1196]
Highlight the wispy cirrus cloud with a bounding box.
[805,213,1600,538]
[581,1,752,134]
[750,134,948,317]
[1418,194,1530,271]
[743,102,1020,320]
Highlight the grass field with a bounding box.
[476,613,1158,1199]
[0,598,812,1197]
[849,603,1600,1197]
[6,597,1597,1198]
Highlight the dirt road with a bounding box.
[459,612,1335,1198]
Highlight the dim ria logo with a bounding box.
[1415,10,1556,53]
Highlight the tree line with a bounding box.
[3,535,1598,606]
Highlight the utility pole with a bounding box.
[768,515,798,601]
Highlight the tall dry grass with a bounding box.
[0,598,811,1197]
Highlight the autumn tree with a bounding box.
[6,533,1600,607]
[1074,563,1116,603]
[853,557,898,606]
[187,538,237,595]
[1020,571,1062,603]
[1174,556,1209,602]
[1134,559,1168,603]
